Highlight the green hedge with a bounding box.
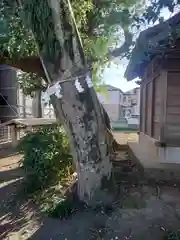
[18,126,73,193]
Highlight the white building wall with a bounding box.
[133,88,140,116]
[123,87,140,118]
[17,87,55,119]
[97,90,122,105]
[97,89,123,121]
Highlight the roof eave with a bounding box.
[124,12,180,82]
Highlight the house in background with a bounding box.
[122,87,140,127]
[0,66,140,132]
[97,84,140,129]
[97,85,124,122]
[122,87,140,118]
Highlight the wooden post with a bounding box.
[7,126,11,141]
[11,125,18,147]
[160,70,167,143]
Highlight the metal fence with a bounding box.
[0,123,53,145]
[0,110,55,145]
[0,125,27,144]
[0,126,12,143]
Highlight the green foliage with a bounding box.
[0,0,141,66]
[163,230,180,240]
[0,18,9,43]
[1,0,180,91]
[0,3,36,59]
[48,198,75,219]
[46,195,86,219]
[17,71,46,96]
[18,126,72,193]
[1,0,180,62]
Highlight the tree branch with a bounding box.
[0,28,133,78]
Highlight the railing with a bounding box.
[0,125,27,144]
[0,118,57,148]
[0,126,12,143]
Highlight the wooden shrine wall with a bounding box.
[163,68,180,144]
[140,56,164,140]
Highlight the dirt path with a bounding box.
[0,149,40,240]
[30,185,180,240]
[0,142,180,240]
[113,131,138,144]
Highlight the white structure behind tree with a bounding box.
[0,65,55,123]
[122,87,140,127]
[97,85,124,122]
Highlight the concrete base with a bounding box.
[128,141,180,182]
[139,133,180,164]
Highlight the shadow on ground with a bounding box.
[0,177,40,240]
[0,167,23,182]
[1,146,180,240]
[28,184,180,240]
[0,148,20,159]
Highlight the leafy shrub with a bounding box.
[163,230,180,240]
[48,198,75,219]
[47,196,86,219]
[18,126,73,193]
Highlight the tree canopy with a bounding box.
[0,0,179,80]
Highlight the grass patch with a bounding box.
[112,127,138,132]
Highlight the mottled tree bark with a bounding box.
[20,0,113,204]
[51,75,112,204]
[32,90,42,118]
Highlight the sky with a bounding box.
[103,7,174,92]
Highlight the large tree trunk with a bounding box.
[32,90,42,118]
[51,75,113,204]
[21,0,113,205]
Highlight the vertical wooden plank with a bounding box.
[142,67,148,134]
[144,83,147,134]
[11,125,18,147]
[152,74,161,139]
[119,91,121,119]
[145,83,148,134]
[141,83,146,133]
[151,78,155,137]
[163,71,180,144]
[139,83,143,132]
[160,70,167,142]
[146,81,153,136]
